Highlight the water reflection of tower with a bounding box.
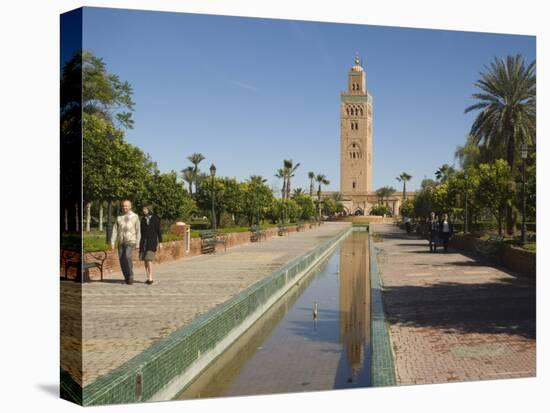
[339,234,370,378]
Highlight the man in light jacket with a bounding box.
[111,200,141,284]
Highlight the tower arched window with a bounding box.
[352,181,356,189]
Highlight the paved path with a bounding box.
[371,223,535,385]
[61,222,350,387]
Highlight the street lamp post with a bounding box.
[521,143,528,246]
[464,170,468,234]
[210,163,217,231]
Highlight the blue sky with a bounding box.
[79,7,535,192]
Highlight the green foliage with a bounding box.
[242,176,275,225]
[399,199,414,217]
[83,113,149,203]
[476,160,515,235]
[81,50,135,129]
[292,193,316,220]
[375,186,396,203]
[435,164,456,182]
[465,54,536,172]
[370,204,392,216]
[137,170,197,221]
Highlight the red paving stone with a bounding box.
[371,223,536,385]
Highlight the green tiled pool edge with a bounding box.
[369,232,397,386]
[68,225,352,406]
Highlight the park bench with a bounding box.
[249,225,266,242]
[62,250,107,281]
[296,221,305,232]
[475,234,504,257]
[200,230,227,254]
[277,224,289,236]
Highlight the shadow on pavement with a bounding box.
[382,278,536,340]
[374,227,536,340]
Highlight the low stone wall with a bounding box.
[62,224,318,281]
[450,235,536,277]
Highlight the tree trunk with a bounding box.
[85,201,92,232]
[286,177,291,200]
[99,203,104,231]
[506,133,516,235]
[75,203,80,232]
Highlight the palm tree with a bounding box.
[181,166,195,195]
[283,159,301,200]
[435,164,455,182]
[465,55,535,234]
[187,152,205,191]
[316,174,330,219]
[395,172,412,202]
[292,188,305,198]
[375,186,396,205]
[465,54,535,171]
[275,168,286,199]
[331,192,343,202]
[308,171,315,197]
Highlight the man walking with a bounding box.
[427,212,439,252]
[111,200,141,284]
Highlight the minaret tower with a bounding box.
[340,55,373,209]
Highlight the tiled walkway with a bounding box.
[371,223,536,385]
[61,222,350,387]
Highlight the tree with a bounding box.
[83,113,148,207]
[138,170,197,222]
[315,174,330,219]
[181,166,195,195]
[396,172,412,202]
[370,205,391,216]
[399,199,414,217]
[465,54,536,234]
[375,186,396,205]
[435,164,456,182]
[421,178,437,190]
[275,168,287,199]
[292,193,316,220]
[62,50,135,233]
[308,171,316,197]
[475,160,515,235]
[187,152,205,193]
[292,188,305,198]
[243,175,273,226]
[283,159,301,200]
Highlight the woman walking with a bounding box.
[439,213,453,252]
[139,206,162,284]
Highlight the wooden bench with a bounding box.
[249,225,266,242]
[296,221,305,232]
[62,250,107,281]
[200,230,227,254]
[277,224,289,236]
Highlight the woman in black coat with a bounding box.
[139,206,162,284]
[438,213,454,252]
